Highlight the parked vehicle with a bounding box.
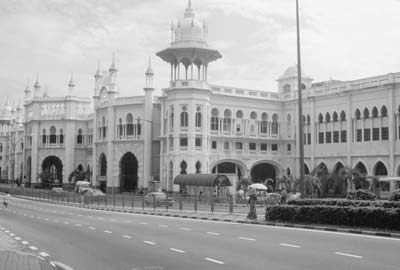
[378,177,400,199]
[144,192,174,207]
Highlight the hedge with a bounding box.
[265,205,400,230]
[346,189,377,200]
[287,199,400,208]
[389,190,400,201]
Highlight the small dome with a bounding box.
[178,17,203,42]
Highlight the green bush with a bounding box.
[265,205,400,230]
[389,190,400,201]
[346,189,377,200]
[288,198,400,208]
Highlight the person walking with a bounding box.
[3,193,11,208]
[246,187,257,220]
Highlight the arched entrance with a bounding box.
[119,152,138,192]
[41,156,63,186]
[250,162,277,183]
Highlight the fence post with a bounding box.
[229,194,233,214]
[179,195,183,212]
[105,194,107,207]
[131,194,134,209]
[153,194,156,211]
[113,193,116,208]
[194,195,198,214]
[122,195,125,208]
[211,195,215,214]
[141,195,145,210]
[165,193,169,212]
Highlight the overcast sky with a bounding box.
[1,0,399,106]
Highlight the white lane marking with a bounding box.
[239,236,256,241]
[207,232,220,235]
[54,220,59,223]
[45,218,49,221]
[4,230,9,233]
[280,243,301,248]
[170,248,185,253]
[335,252,363,259]
[104,230,112,234]
[159,225,168,228]
[205,258,224,264]
[9,233,15,237]
[22,241,29,245]
[122,235,132,239]
[140,222,148,225]
[29,246,38,251]
[39,252,50,257]
[63,221,69,225]
[144,241,155,245]
[180,227,191,231]
[75,224,82,227]
[88,227,96,230]
[14,237,21,240]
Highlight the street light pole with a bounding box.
[296,0,305,196]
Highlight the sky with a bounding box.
[0,0,399,106]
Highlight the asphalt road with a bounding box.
[0,196,399,270]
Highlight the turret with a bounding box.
[33,73,41,98]
[24,80,32,101]
[108,53,118,90]
[94,60,103,96]
[68,73,75,96]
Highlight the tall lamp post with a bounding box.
[296,0,305,196]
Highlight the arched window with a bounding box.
[211,108,219,131]
[325,113,331,123]
[250,111,257,120]
[118,118,123,138]
[286,114,291,122]
[126,113,134,136]
[102,117,107,139]
[180,160,187,175]
[318,113,324,123]
[283,84,291,93]
[302,115,306,125]
[195,107,202,128]
[340,111,346,121]
[271,114,279,135]
[195,161,201,174]
[372,107,378,118]
[100,154,107,176]
[170,107,174,130]
[261,113,268,133]
[354,162,367,175]
[180,106,188,128]
[374,161,388,176]
[77,128,83,145]
[333,112,338,122]
[223,109,232,132]
[59,129,64,145]
[355,109,361,120]
[42,129,46,145]
[363,108,369,119]
[236,110,243,118]
[381,106,388,117]
[50,126,56,144]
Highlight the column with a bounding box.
[388,86,395,175]
[346,96,352,166]
[170,63,173,81]
[191,63,194,80]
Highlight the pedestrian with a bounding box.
[246,188,257,220]
[3,193,11,208]
[281,188,287,204]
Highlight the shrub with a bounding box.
[346,189,376,200]
[389,190,400,201]
[265,205,400,230]
[288,198,400,208]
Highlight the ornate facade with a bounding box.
[2,1,400,192]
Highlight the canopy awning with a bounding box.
[174,174,231,187]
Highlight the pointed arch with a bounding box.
[333,162,344,174]
[372,107,379,118]
[332,112,338,122]
[363,108,369,119]
[355,109,361,120]
[353,161,368,175]
[374,161,388,176]
[99,153,107,177]
[381,105,388,117]
[340,111,346,121]
[195,161,201,174]
[126,113,134,136]
[325,112,331,123]
[180,160,187,175]
[318,113,324,123]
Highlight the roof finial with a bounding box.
[34,72,40,88]
[109,52,117,72]
[145,56,154,76]
[68,72,75,87]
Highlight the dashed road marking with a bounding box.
[14,237,21,240]
[104,230,112,234]
[75,224,82,227]
[144,241,155,245]
[39,252,50,257]
[159,225,168,228]
[170,248,185,253]
[4,230,9,233]
[180,227,191,231]
[9,233,15,237]
[45,218,49,221]
[205,258,224,264]
[280,243,301,248]
[29,246,38,251]
[22,241,29,245]
[122,235,131,239]
[63,221,69,225]
[88,227,96,230]
[207,232,220,235]
[335,252,363,259]
[140,222,148,225]
[239,237,256,241]
[78,214,83,216]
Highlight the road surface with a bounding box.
[0,196,399,270]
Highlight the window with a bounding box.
[180,106,188,128]
[50,126,56,144]
[271,144,278,151]
[326,132,332,143]
[283,84,291,93]
[170,107,174,130]
[77,128,83,145]
[169,136,173,151]
[42,129,46,145]
[0,144,2,152]
[211,108,219,131]
[287,144,291,152]
[318,114,324,123]
[355,109,361,120]
[195,137,202,148]
[303,133,307,145]
[250,111,257,120]
[224,142,229,150]
[261,112,268,134]
[340,111,346,121]
[60,129,64,145]
[319,132,324,144]
[333,131,339,143]
[381,106,388,117]
[195,107,202,128]
[271,114,279,135]
[325,113,331,123]
[372,128,380,141]
[236,124,241,132]
[118,118,123,138]
[126,113,134,136]
[372,107,378,118]
[260,143,267,151]
[381,127,389,140]
[249,143,256,151]
[333,112,338,122]
[223,109,232,132]
[235,142,243,150]
[211,141,217,149]
[180,137,188,148]
[340,130,347,143]
[236,110,243,118]
[356,129,362,142]
[307,133,311,145]
[363,108,370,119]
[364,129,371,141]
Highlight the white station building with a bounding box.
[1,1,400,193]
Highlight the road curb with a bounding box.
[11,194,400,239]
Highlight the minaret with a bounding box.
[108,53,118,91]
[16,99,22,124]
[68,72,75,96]
[33,73,41,98]
[143,57,155,190]
[24,80,32,101]
[94,60,102,96]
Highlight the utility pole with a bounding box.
[296,0,305,196]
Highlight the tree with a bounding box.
[39,169,52,188]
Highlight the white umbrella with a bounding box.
[249,183,268,190]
